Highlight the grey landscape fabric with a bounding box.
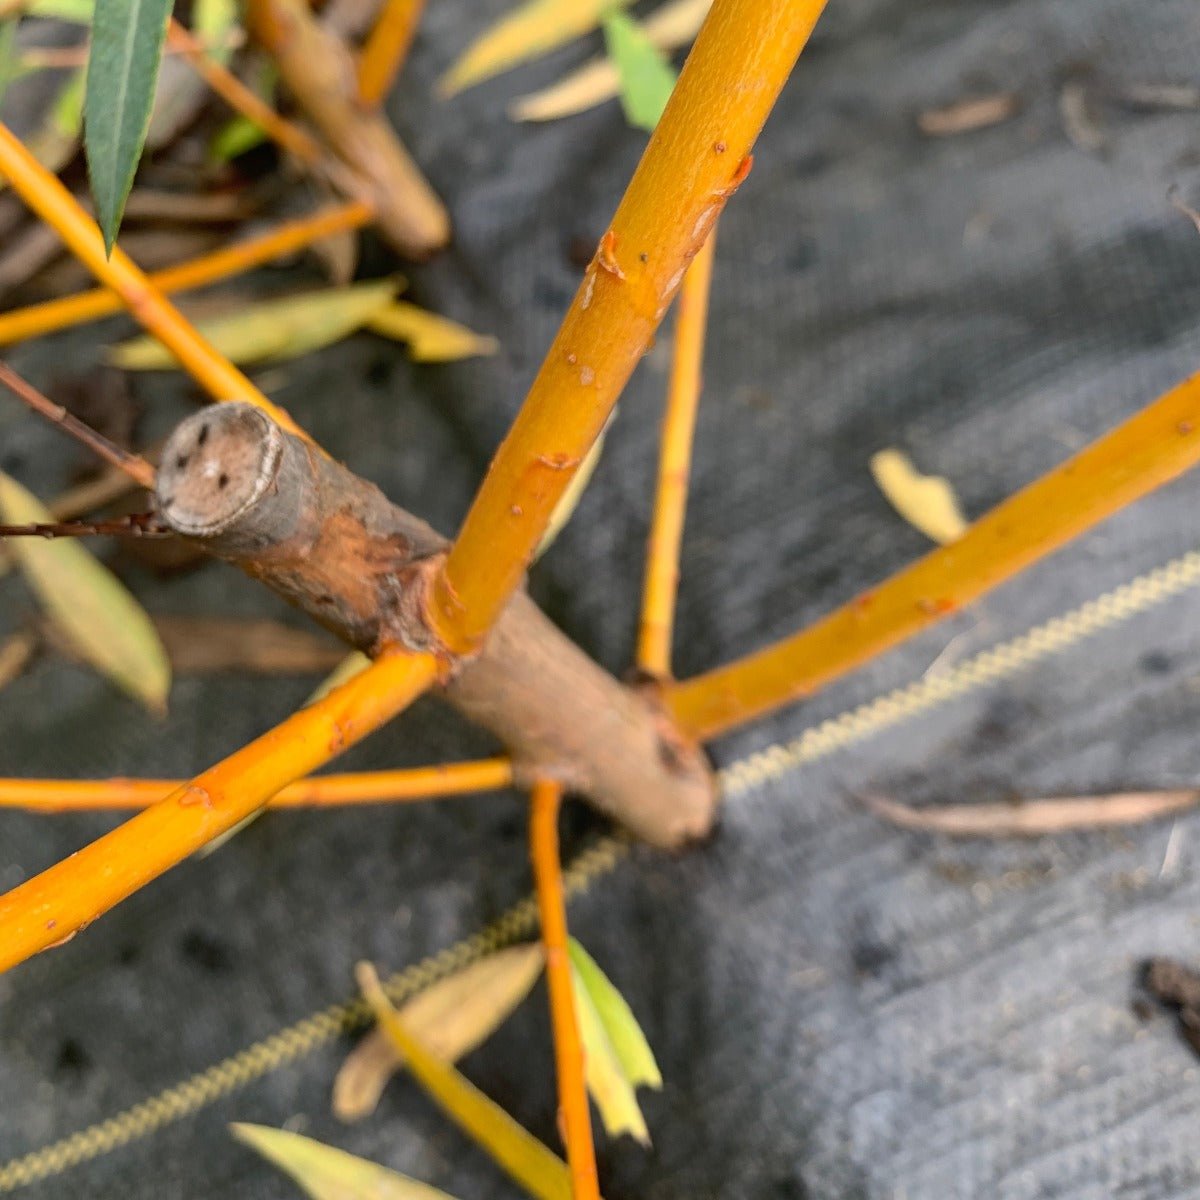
[4,0,1200,1195]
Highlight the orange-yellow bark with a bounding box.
[0,758,512,811]
[667,366,1200,738]
[637,227,717,678]
[530,779,600,1200]
[357,0,426,106]
[432,0,831,653]
[0,123,303,436]
[166,18,324,166]
[0,650,437,973]
[0,200,373,347]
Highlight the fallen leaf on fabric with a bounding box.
[150,616,346,675]
[357,962,571,1200]
[510,0,707,122]
[334,943,544,1122]
[307,649,370,704]
[916,92,1019,137]
[869,448,968,545]
[0,472,170,713]
[368,301,498,362]
[0,629,37,693]
[602,8,677,133]
[111,278,401,369]
[439,0,635,97]
[864,790,1200,837]
[231,1123,460,1199]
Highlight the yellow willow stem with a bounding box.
[667,366,1200,739]
[356,0,426,106]
[0,650,437,974]
[166,18,324,167]
[530,779,600,1200]
[0,122,302,436]
[432,0,830,654]
[637,226,717,678]
[0,758,513,812]
[0,200,373,347]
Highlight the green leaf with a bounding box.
[368,302,499,363]
[602,8,677,133]
[0,472,170,714]
[209,61,277,163]
[569,939,661,1089]
[84,0,174,253]
[439,0,635,97]
[357,962,572,1200]
[25,0,94,21]
[0,21,17,109]
[231,1124,460,1200]
[110,278,403,369]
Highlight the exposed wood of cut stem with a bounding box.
[0,650,437,973]
[356,0,426,106]
[0,759,514,812]
[0,123,304,437]
[530,779,601,1200]
[638,227,717,678]
[433,0,831,654]
[667,366,1200,738]
[153,402,716,846]
[0,360,156,488]
[246,0,449,258]
[0,200,373,347]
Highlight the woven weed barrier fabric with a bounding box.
[5,0,1200,1195]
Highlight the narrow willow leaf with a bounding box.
[511,0,708,123]
[111,278,402,369]
[307,650,370,704]
[0,473,170,713]
[868,448,968,545]
[570,954,649,1144]
[602,8,677,133]
[85,0,174,252]
[0,21,18,108]
[568,939,661,1089]
[534,412,611,560]
[439,0,635,97]
[357,963,571,1200]
[231,1124,459,1200]
[26,0,94,20]
[209,61,277,163]
[334,944,544,1122]
[367,302,499,363]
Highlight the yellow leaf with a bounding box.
[568,939,660,1143]
[367,302,499,363]
[231,1123,460,1199]
[510,0,710,122]
[110,278,402,370]
[869,448,969,545]
[439,0,636,97]
[356,962,572,1200]
[0,473,170,714]
[334,944,544,1122]
[533,414,610,560]
[307,650,370,704]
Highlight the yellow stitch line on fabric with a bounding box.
[3,551,1200,1192]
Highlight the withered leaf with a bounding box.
[367,301,498,362]
[869,448,968,545]
[0,471,170,713]
[334,943,544,1122]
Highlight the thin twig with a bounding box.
[0,513,169,539]
[637,225,717,678]
[864,789,1200,837]
[356,0,427,106]
[0,361,156,489]
[0,758,514,811]
[0,200,372,347]
[530,778,601,1200]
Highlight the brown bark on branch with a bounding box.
[246,0,449,260]
[155,404,716,847]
